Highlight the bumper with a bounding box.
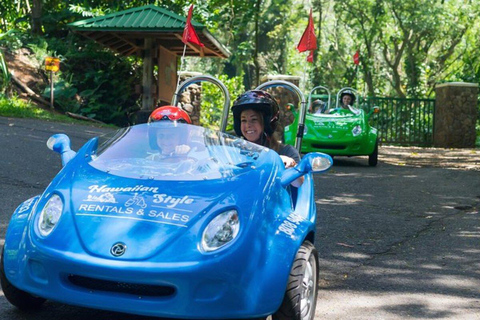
[3,237,289,319]
[301,132,377,156]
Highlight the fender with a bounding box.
[3,195,40,281]
[245,174,317,312]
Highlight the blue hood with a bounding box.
[65,160,272,260]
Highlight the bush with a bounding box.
[1,29,141,127]
[200,74,244,131]
[41,34,141,126]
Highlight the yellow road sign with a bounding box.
[45,57,60,72]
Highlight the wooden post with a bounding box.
[142,37,154,111]
[50,71,54,109]
[45,57,60,109]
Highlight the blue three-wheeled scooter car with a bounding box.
[1,76,332,320]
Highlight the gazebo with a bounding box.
[68,5,230,121]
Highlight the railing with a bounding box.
[363,97,435,147]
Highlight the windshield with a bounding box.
[88,123,269,181]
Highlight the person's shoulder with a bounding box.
[280,144,296,152]
[279,144,300,159]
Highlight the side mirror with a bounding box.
[47,134,77,167]
[281,152,333,187]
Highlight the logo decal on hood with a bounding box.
[84,192,116,203]
[88,184,159,194]
[77,184,196,227]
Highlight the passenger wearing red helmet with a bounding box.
[148,105,192,124]
[148,106,192,159]
[232,90,303,187]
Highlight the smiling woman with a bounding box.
[231,90,304,187]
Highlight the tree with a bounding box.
[31,0,43,35]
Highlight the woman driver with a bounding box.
[231,90,304,187]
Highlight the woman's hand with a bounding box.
[175,144,191,155]
[280,155,304,187]
[280,155,297,168]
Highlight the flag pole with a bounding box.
[175,4,204,101]
[175,44,187,96]
[302,57,308,92]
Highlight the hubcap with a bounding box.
[300,254,316,319]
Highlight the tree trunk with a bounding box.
[253,0,262,87]
[31,0,43,35]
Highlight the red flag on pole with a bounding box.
[353,50,360,65]
[307,50,314,63]
[182,5,204,47]
[297,9,317,53]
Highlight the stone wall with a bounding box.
[176,72,202,125]
[434,82,478,148]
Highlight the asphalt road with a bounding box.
[1,116,479,320]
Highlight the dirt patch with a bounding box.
[379,145,480,171]
[2,47,47,92]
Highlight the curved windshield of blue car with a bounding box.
[88,123,269,181]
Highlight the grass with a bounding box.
[0,96,116,128]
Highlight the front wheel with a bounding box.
[368,141,378,167]
[1,246,46,311]
[272,241,319,320]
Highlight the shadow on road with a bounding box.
[314,155,480,319]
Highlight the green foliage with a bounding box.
[33,33,142,126]
[0,95,116,127]
[1,0,480,135]
[0,29,28,50]
[43,79,80,113]
[0,95,51,118]
[0,50,12,96]
[200,74,245,131]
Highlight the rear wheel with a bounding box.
[368,141,378,167]
[272,241,318,320]
[1,246,46,311]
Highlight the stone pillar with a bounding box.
[176,71,202,125]
[434,82,478,148]
[261,75,301,142]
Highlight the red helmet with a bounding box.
[148,106,192,124]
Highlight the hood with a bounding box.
[66,161,268,260]
[305,113,364,139]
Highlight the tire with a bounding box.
[272,241,319,320]
[1,246,46,311]
[368,141,378,167]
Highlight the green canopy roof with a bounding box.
[69,5,230,58]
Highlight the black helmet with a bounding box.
[312,99,325,107]
[340,90,356,105]
[231,90,280,137]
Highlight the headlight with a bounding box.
[352,125,362,136]
[37,194,64,237]
[201,210,240,252]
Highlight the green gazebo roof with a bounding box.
[69,5,230,58]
